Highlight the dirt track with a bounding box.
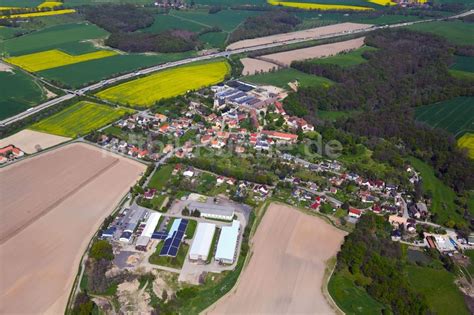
[227,22,372,50]
[208,204,346,314]
[261,37,365,66]
[0,143,145,314]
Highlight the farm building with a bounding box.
[118,206,147,243]
[136,212,162,251]
[189,223,216,262]
[188,201,235,221]
[215,220,240,264]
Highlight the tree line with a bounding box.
[228,10,301,43]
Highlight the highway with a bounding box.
[0,9,472,128]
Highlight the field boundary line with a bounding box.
[169,12,212,29]
[0,154,120,245]
[322,257,345,315]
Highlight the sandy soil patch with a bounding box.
[0,61,13,73]
[227,22,372,50]
[117,279,153,314]
[208,204,346,314]
[0,143,145,314]
[261,36,365,66]
[0,129,70,154]
[241,57,279,75]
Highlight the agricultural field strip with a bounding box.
[169,12,213,29]
[30,101,133,137]
[0,143,146,314]
[95,61,230,107]
[227,23,373,50]
[5,49,118,72]
[267,0,373,11]
[0,9,75,19]
[416,98,474,137]
[3,11,470,127]
[260,36,365,66]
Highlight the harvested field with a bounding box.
[0,129,70,154]
[0,143,145,314]
[261,37,365,66]
[241,57,279,75]
[227,22,372,50]
[208,203,346,314]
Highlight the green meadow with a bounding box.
[0,69,46,120]
[415,96,474,138]
[243,68,333,89]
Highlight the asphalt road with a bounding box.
[0,9,472,128]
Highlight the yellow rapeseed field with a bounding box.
[458,133,474,159]
[0,9,75,19]
[37,1,64,8]
[366,0,396,5]
[96,60,231,107]
[267,0,373,10]
[6,49,118,72]
[0,6,20,10]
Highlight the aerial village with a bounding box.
[60,78,471,306]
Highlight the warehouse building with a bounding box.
[215,220,240,264]
[188,201,235,221]
[189,223,216,262]
[118,206,147,243]
[135,212,162,251]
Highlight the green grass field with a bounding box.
[452,55,474,73]
[200,31,228,48]
[406,20,474,45]
[328,269,384,315]
[0,26,22,40]
[318,110,358,121]
[243,68,333,89]
[0,0,42,7]
[172,9,259,33]
[408,157,459,226]
[450,55,474,80]
[310,45,376,67]
[30,101,132,137]
[1,23,108,56]
[63,0,152,6]
[149,242,189,269]
[148,164,174,190]
[38,51,196,88]
[406,265,469,315]
[192,0,264,5]
[0,69,46,120]
[415,96,474,138]
[143,13,205,34]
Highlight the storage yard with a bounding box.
[260,36,366,67]
[208,203,346,314]
[226,23,372,50]
[0,143,145,314]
